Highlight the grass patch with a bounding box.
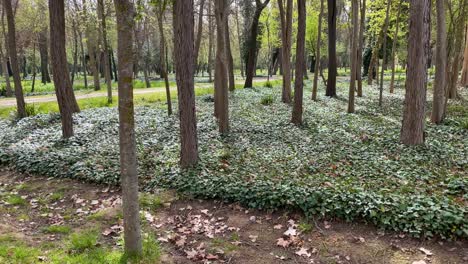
[43,225,72,234]
[139,193,163,211]
[6,195,26,206]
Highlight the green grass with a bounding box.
[6,194,26,206]
[139,193,163,211]
[43,225,72,235]
[69,229,99,253]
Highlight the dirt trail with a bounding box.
[0,169,466,263]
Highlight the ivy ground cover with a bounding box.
[0,83,466,239]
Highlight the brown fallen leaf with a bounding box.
[419,247,433,256]
[276,237,290,248]
[206,254,219,260]
[185,249,198,260]
[412,261,427,264]
[283,226,297,236]
[249,235,258,242]
[295,247,311,257]
[273,224,283,230]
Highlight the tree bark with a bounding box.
[173,0,199,167]
[326,0,337,97]
[244,0,270,88]
[98,0,112,103]
[235,0,244,78]
[207,1,214,82]
[83,0,100,91]
[356,0,366,97]
[348,0,359,113]
[400,0,430,145]
[278,0,292,102]
[431,0,447,124]
[460,25,468,87]
[389,0,403,93]
[378,0,392,107]
[157,1,172,116]
[49,0,79,138]
[312,0,324,101]
[3,0,26,118]
[38,31,51,84]
[225,15,235,92]
[291,0,306,125]
[0,36,11,97]
[194,0,206,70]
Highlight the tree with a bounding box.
[326,0,337,97]
[194,0,206,69]
[38,31,51,84]
[3,0,26,118]
[461,25,468,87]
[0,35,11,97]
[400,0,430,145]
[214,0,229,133]
[114,0,142,256]
[356,0,366,97]
[49,0,80,138]
[348,0,359,113]
[431,0,447,124]
[207,0,214,82]
[173,0,199,167]
[389,0,403,93]
[291,0,306,125]
[83,0,101,91]
[278,0,292,103]
[243,0,270,88]
[155,0,172,115]
[97,0,112,104]
[378,0,391,106]
[312,0,324,101]
[225,16,235,92]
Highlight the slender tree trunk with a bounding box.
[79,32,88,89]
[378,0,391,106]
[173,0,199,167]
[401,0,430,145]
[98,0,112,103]
[83,0,100,91]
[49,0,78,137]
[278,0,292,102]
[367,33,382,85]
[225,15,235,92]
[312,0,323,101]
[214,0,229,133]
[431,0,447,124]
[326,0,337,97]
[31,41,36,93]
[111,47,118,81]
[71,17,79,86]
[207,1,213,82]
[460,25,468,87]
[0,39,11,97]
[291,0,306,125]
[38,31,51,84]
[194,0,206,70]
[114,0,142,256]
[157,1,172,116]
[235,0,244,78]
[356,0,365,97]
[389,0,403,93]
[3,0,26,118]
[348,0,359,113]
[244,0,270,88]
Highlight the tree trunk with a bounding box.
[400,0,430,145]
[114,0,142,256]
[278,0,292,102]
[49,0,79,138]
[291,0,306,125]
[235,0,244,78]
[389,0,403,93]
[3,0,26,118]
[460,25,468,87]
[173,0,199,167]
[71,16,79,86]
[225,15,235,92]
[194,0,206,70]
[326,0,337,97]
[378,0,391,107]
[356,0,366,97]
[431,0,447,124]
[38,31,51,84]
[98,0,112,103]
[83,0,100,91]
[157,1,172,116]
[214,0,230,134]
[0,38,11,97]
[348,0,359,113]
[207,1,213,82]
[312,0,324,101]
[244,0,270,88]
[79,32,88,89]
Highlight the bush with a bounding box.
[260,95,274,105]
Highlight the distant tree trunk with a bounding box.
[98,0,112,103]
[71,16,79,86]
[3,0,26,118]
[291,0,306,125]
[348,0,359,113]
[31,42,37,92]
[367,32,383,85]
[194,0,206,70]
[461,25,468,87]
[38,31,51,84]
[156,0,172,116]
[244,0,270,88]
[401,0,430,145]
[278,0,292,102]
[207,1,214,82]
[111,47,118,81]
[49,0,79,137]
[214,0,229,133]
[225,15,235,92]
[356,0,365,97]
[378,0,391,107]
[114,0,142,256]
[0,36,12,97]
[78,31,88,89]
[389,0,403,93]
[173,0,199,167]
[326,0,337,97]
[312,0,324,101]
[83,0,100,91]
[431,0,447,124]
[235,0,244,78]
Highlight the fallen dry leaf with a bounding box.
[412,261,427,264]
[419,247,433,256]
[273,224,283,230]
[295,247,311,258]
[276,237,291,248]
[283,226,297,236]
[249,235,258,242]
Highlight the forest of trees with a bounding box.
[0,0,467,260]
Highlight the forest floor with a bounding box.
[0,169,467,264]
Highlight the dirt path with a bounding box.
[0,169,466,263]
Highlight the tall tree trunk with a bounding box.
[173,0,199,167]
[348,0,359,113]
[378,0,391,107]
[431,0,447,124]
[3,0,26,118]
[291,0,306,125]
[31,41,37,93]
[326,0,337,97]
[194,0,206,70]
[389,0,403,93]
[368,33,382,85]
[114,0,142,256]
[460,25,468,87]
[244,0,270,88]
[312,0,324,101]
[207,1,214,82]
[111,47,118,81]
[0,38,11,97]
[225,15,235,92]
[83,0,100,91]
[214,0,230,133]
[38,31,51,84]
[401,0,430,145]
[235,0,244,78]
[356,0,366,97]
[98,0,112,103]
[49,0,79,137]
[278,0,292,102]
[157,1,172,116]
[71,17,79,86]
[78,32,88,89]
